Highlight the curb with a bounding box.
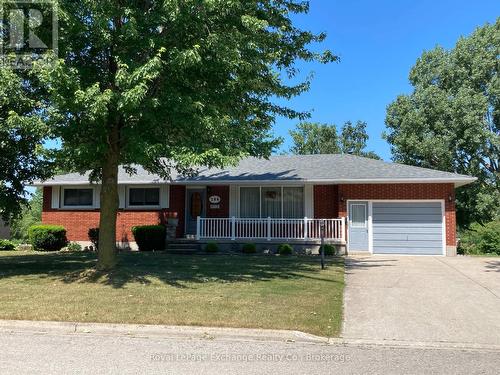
[0,320,328,344]
[1,320,499,352]
[333,337,500,352]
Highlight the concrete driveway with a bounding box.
[343,256,500,346]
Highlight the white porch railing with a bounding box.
[196,217,346,242]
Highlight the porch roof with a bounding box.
[35,154,476,187]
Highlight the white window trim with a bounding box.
[238,185,306,219]
[60,186,97,210]
[125,185,165,210]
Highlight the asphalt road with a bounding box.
[1,330,499,375]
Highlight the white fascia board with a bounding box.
[32,176,477,187]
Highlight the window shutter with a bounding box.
[304,185,314,218]
[118,185,126,209]
[229,185,238,217]
[51,186,60,209]
[94,186,101,208]
[160,186,169,208]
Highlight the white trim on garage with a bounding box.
[347,199,446,256]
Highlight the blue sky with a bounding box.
[273,0,499,159]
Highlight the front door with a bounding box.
[186,189,206,235]
[348,201,369,251]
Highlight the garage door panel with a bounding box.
[374,233,443,241]
[373,224,442,231]
[373,247,443,255]
[372,202,443,255]
[374,217,441,224]
[373,206,443,215]
[373,240,443,248]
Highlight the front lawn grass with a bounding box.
[0,251,344,337]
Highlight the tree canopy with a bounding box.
[385,19,499,226]
[30,0,336,268]
[0,68,52,223]
[289,121,380,159]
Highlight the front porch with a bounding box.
[195,217,346,243]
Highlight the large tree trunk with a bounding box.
[97,123,120,270]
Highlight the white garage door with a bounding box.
[372,202,444,255]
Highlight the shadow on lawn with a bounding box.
[0,252,342,289]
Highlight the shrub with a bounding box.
[459,221,500,255]
[321,244,336,256]
[132,225,166,251]
[28,225,68,251]
[67,242,83,252]
[205,242,219,253]
[88,228,99,249]
[278,243,293,255]
[0,239,15,251]
[241,243,257,254]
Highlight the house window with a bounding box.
[240,187,260,218]
[128,188,160,207]
[283,187,304,218]
[63,188,93,207]
[239,186,304,218]
[350,204,367,227]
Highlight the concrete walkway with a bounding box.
[343,256,500,346]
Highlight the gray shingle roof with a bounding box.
[36,154,476,187]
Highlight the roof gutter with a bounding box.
[32,177,477,188]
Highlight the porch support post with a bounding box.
[304,217,308,240]
[196,216,201,241]
[341,216,346,243]
[267,217,271,241]
[231,216,236,241]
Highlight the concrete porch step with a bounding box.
[165,240,200,254]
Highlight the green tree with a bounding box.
[289,122,340,154]
[0,68,52,223]
[385,19,499,226]
[10,189,43,241]
[340,121,381,159]
[35,1,336,269]
[289,121,380,158]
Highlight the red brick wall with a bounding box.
[42,185,186,242]
[337,183,456,246]
[206,186,230,218]
[313,185,339,218]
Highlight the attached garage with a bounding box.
[371,201,444,255]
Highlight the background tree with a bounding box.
[289,122,340,154]
[0,68,52,223]
[289,121,380,158]
[10,189,43,241]
[385,19,499,226]
[35,0,336,269]
[340,121,381,159]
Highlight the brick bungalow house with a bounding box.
[35,154,475,256]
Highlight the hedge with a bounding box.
[459,221,500,255]
[321,244,336,256]
[205,242,219,253]
[28,225,68,251]
[241,243,257,254]
[278,243,293,255]
[0,239,15,251]
[131,225,166,251]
